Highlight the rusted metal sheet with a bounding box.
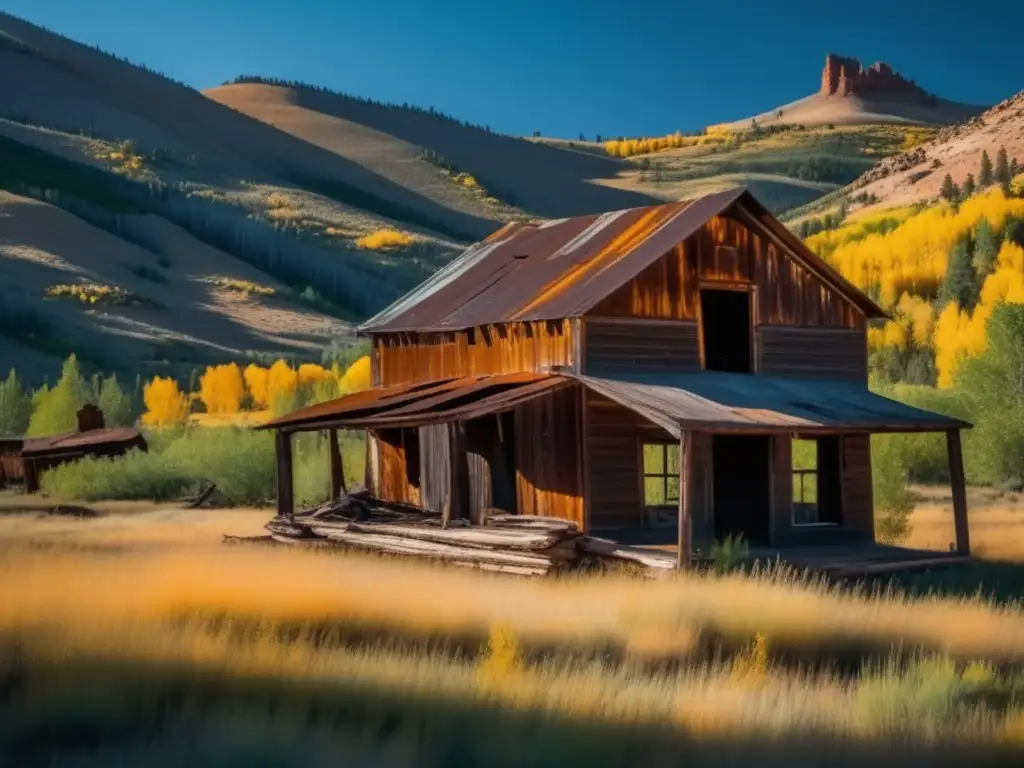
[375,319,575,387]
[584,318,700,374]
[359,188,883,335]
[759,326,867,381]
[573,371,970,434]
[21,427,145,457]
[261,372,573,432]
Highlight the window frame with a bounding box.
[790,436,841,528]
[642,441,680,508]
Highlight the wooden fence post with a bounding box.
[945,428,970,555]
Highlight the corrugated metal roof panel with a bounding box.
[574,371,968,436]
[260,372,571,432]
[358,187,885,334]
[21,428,144,457]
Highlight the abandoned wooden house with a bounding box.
[263,188,971,566]
[10,405,147,493]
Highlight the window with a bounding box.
[643,442,680,506]
[791,437,842,526]
[700,289,752,373]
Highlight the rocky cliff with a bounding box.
[820,54,934,100]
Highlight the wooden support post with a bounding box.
[363,429,373,493]
[276,430,294,521]
[946,428,970,556]
[328,428,344,499]
[677,430,694,571]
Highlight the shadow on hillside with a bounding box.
[291,87,662,218]
[0,652,1016,768]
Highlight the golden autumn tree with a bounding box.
[243,364,270,409]
[339,356,372,394]
[141,377,190,428]
[267,359,299,410]
[199,363,245,414]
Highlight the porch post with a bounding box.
[945,428,970,555]
[275,430,294,521]
[677,430,694,571]
[328,428,345,499]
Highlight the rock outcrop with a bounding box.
[820,54,934,100]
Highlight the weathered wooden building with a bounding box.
[13,405,147,492]
[265,188,970,563]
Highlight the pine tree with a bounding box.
[972,218,999,278]
[995,146,1011,192]
[980,150,994,188]
[940,173,959,202]
[98,375,135,427]
[962,173,976,199]
[0,369,32,437]
[26,355,91,437]
[938,239,976,310]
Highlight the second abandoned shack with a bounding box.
[261,188,970,568]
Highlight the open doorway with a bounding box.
[700,289,752,373]
[712,435,771,546]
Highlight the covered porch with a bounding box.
[259,369,972,573]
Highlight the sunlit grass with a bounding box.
[356,229,415,250]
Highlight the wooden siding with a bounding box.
[585,390,675,529]
[841,434,874,537]
[514,386,584,527]
[584,318,700,374]
[689,432,715,552]
[374,320,575,386]
[373,428,422,507]
[759,326,868,381]
[419,424,449,513]
[589,214,864,329]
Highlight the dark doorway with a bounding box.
[492,411,518,514]
[712,435,771,546]
[700,289,752,373]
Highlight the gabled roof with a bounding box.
[360,188,885,334]
[21,428,144,458]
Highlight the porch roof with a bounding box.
[259,372,572,432]
[573,371,970,436]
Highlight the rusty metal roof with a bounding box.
[260,372,571,432]
[359,188,884,334]
[21,428,145,457]
[574,371,969,435]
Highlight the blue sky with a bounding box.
[4,0,1021,137]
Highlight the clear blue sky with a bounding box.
[4,0,1021,137]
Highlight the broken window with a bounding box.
[792,437,842,526]
[643,442,680,506]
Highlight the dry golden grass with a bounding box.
[3,500,1024,758]
[905,486,1024,563]
[189,409,274,427]
[356,228,415,250]
[204,276,277,297]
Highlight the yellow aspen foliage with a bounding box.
[338,356,372,393]
[997,240,1024,272]
[811,190,1024,309]
[882,319,910,350]
[199,363,245,415]
[141,377,190,428]
[243,364,269,409]
[297,363,331,388]
[267,360,298,406]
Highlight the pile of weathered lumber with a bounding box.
[263,490,580,576]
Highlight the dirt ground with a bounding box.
[3,485,1023,563]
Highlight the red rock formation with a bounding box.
[820,54,932,99]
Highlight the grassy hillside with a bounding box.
[583,123,936,213]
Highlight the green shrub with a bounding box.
[871,435,914,544]
[40,427,366,507]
